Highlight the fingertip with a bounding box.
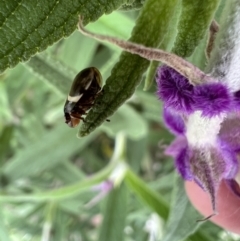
[185,180,240,234]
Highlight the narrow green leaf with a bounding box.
[2,125,98,181]
[143,0,181,90]
[172,0,220,57]
[125,169,169,220]
[4,65,32,103]
[0,206,10,241]
[189,230,215,241]
[98,184,127,241]
[79,0,180,136]
[0,125,14,164]
[0,0,126,73]
[187,35,208,70]
[0,133,124,202]
[162,175,202,241]
[1,172,112,204]
[24,54,75,96]
[143,61,160,91]
[0,155,118,202]
[0,81,12,125]
[192,222,222,241]
[214,0,227,22]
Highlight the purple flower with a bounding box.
[157,66,240,213]
[194,83,232,117]
[163,107,185,135]
[157,67,232,117]
[156,66,195,113]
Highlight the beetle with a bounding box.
[64,67,102,128]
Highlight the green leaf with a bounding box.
[98,184,127,241]
[119,0,145,11]
[187,35,208,70]
[0,160,115,202]
[143,0,181,90]
[25,54,74,96]
[2,125,99,181]
[0,206,10,241]
[0,133,125,202]
[0,125,14,164]
[143,61,160,91]
[125,169,169,220]
[79,0,180,136]
[195,222,223,241]
[24,11,135,97]
[162,175,203,241]
[172,0,220,57]
[0,81,12,125]
[0,0,126,73]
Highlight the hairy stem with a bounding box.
[206,20,219,59]
[78,17,214,85]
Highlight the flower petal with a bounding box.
[165,135,188,157]
[175,146,193,180]
[156,66,195,112]
[189,143,238,212]
[233,90,240,109]
[220,116,240,152]
[219,141,238,179]
[193,83,231,117]
[163,106,185,135]
[165,136,193,180]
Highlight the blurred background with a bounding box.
[0,9,236,241]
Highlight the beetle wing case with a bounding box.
[64,67,102,128]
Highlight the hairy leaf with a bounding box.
[79,0,179,136]
[172,0,220,57]
[0,0,126,73]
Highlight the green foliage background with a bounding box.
[0,0,237,240]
